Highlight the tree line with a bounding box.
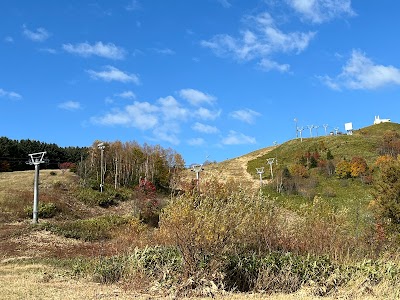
[0,137,186,192]
[76,141,185,191]
[0,137,87,171]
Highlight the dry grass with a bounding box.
[0,262,146,300]
[0,262,389,300]
[183,146,274,191]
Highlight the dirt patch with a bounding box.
[186,147,274,191]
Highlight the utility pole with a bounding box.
[266,158,275,179]
[98,143,105,192]
[27,152,47,224]
[191,164,204,192]
[256,167,264,187]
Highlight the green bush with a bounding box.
[224,251,336,293]
[42,215,131,241]
[25,202,59,218]
[93,256,127,284]
[76,187,133,207]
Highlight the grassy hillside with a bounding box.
[249,122,400,172]
[247,123,400,219]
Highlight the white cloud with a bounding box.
[87,66,140,84]
[39,48,57,54]
[179,88,216,106]
[92,91,222,145]
[320,50,400,90]
[230,108,261,124]
[92,101,158,130]
[152,48,175,55]
[4,36,14,43]
[188,138,205,146]
[157,96,188,121]
[126,0,141,11]
[0,88,22,100]
[195,107,221,120]
[192,122,219,134]
[258,58,290,73]
[58,101,81,111]
[22,25,50,42]
[63,41,126,60]
[217,0,232,8]
[153,124,180,145]
[221,130,256,145]
[286,0,355,24]
[115,91,136,99]
[201,12,315,71]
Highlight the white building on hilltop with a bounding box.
[374,116,391,125]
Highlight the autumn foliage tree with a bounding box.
[77,140,185,192]
[350,156,368,178]
[335,160,351,179]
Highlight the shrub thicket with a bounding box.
[158,176,375,291]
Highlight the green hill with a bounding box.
[246,122,400,219]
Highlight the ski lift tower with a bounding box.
[256,167,265,187]
[191,164,204,192]
[98,143,105,192]
[345,122,353,135]
[27,152,47,224]
[297,127,304,142]
[266,158,275,179]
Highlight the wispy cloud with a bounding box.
[221,130,256,145]
[22,25,50,42]
[319,50,400,90]
[201,12,315,71]
[4,36,14,43]
[87,66,140,84]
[188,138,205,146]
[258,58,290,73]
[151,48,176,55]
[0,88,22,100]
[158,96,188,121]
[153,124,180,145]
[217,0,232,8]
[286,0,356,24]
[125,0,141,11]
[39,48,57,54]
[192,122,219,134]
[179,88,216,106]
[63,41,126,60]
[115,90,136,99]
[195,107,221,120]
[92,89,223,145]
[92,101,158,129]
[58,101,81,111]
[230,108,261,124]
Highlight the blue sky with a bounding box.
[1,1,400,164]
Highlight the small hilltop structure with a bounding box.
[374,116,391,125]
